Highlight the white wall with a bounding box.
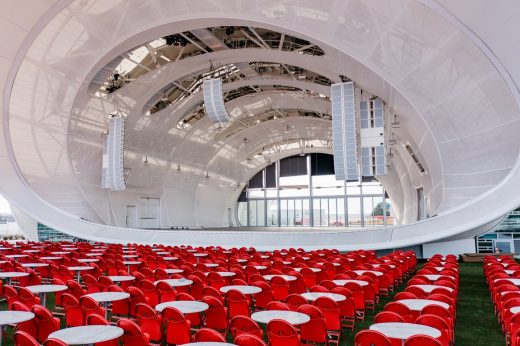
[422,238,476,258]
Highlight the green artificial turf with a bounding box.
[0,262,507,345]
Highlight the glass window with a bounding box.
[348,197,361,227]
[329,198,337,226]
[280,200,288,226]
[320,198,329,226]
[303,199,311,226]
[267,200,278,226]
[288,199,295,226]
[295,199,303,226]
[337,198,345,227]
[257,200,266,226]
[237,202,248,226]
[249,200,258,226]
[313,199,321,226]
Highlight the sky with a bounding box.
[0,195,11,214]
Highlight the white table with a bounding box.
[40,256,61,261]
[164,268,184,274]
[506,270,516,275]
[511,306,520,314]
[205,271,236,277]
[397,299,450,311]
[0,271,29,285]
[370,322,441,345]
[21,263,49,268]
[180,343,236,346]
[263,275,297,282]
[251,310,310,325]
[67,266,94,282]
[108,275,135,284]
[496,278,520,286]
[204,263,219,268]
[23,250,40,253]
[27,284,67,306]
[0,311,35,346]
[194,253,208,263]
[123,261,141,272]
[49,325,123,346]
[416,274,451,281]
[122,255,138,259]
[332,279,369,287]
[301,292,346,302]
[84,292,130,319]
[409,285,454,293]
[156,252,170,255]
[220,285,262,294]
[294,267,321,273]
[4,255,28,259]
[164,257,178,261]
[155,278,193,287]
[353,270,384,277]
[155,301,209,313]
[77,258,99,263]
[51,252,70,255]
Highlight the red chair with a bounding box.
[298,304,328,345]
[107,285,130,317]
[117,318,150,346]
[420,305,453,328]
[415,314,451,346]
[98,276,115,292]
[83,274,101,293]
[226,289,251,318]
[61,293,84,327]
[229,316,264,339]
[286,293,308,311]
[135,303,163,343]
[405,286,428,299]
[4,285,20,309]
[234,333,268,346]
[86,314,118,346]
[300,267,317,289]
[345,282,365,321]
[394,292,417,301]
[127,286,148,316]
[266,301,290,310]
[162,307,192,345]
[208,272,227,290]
[201,295,228,335]
[266,319,302,346]
[175,292,202,328]
[18,287,41,309]
[66,280,86,300]
[383,302,414,323]
[404,334,443,346]
[354,329,393,346]
[194,328,227,342]
[139,280,159,307]
[80,296,105,322]
[314,296,341,345]
[374,311,405,323]
[32,305,60,343]
[13,331,39,346]
[331,286,356,331]
[156,280,176,303]
[42,339,69,346]
[271,276,290,301]
[253,281,273,309]
[12,302,37,340]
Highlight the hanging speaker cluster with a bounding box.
[203,78,230,123]
[331,81,359,181]
[331,83,388,181]
[102,115,126,191]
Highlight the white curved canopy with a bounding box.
[0,0,519,249]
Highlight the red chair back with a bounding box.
[266,319,301,346]
[194,328,227,342]
[13,331,39,346]
[116,318,149,346]
[354,329,393,346]
[234,333,268,346]
[162,307,191,345]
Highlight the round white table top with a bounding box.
[155,300,209,313]
[497,278,520,285]
[67,266,94,271]
[260,255,270,259]
[86,253,102,256]
[123,261,141,265]
[122,255,138,258]
[511,306,520,314]
[372,264,396,269]
[156,252,170,255]
[204,263,219,268]
[23,250,40,253]
[263,275,297,282]
[164,268,184,274]
[77,258,99,263]
[21,263,49,268]
[294,267,321,273]
[248,265,267,270]
[301,292,346,302]
[205,271,236,277]
[155,278,193,287]
[51,252,70,255]
[108,275,135,282]
[49,325,124,345]
[164,257,178,261]
[0,311,34,325]
[5,254,28,258]
[506,270,516,275]
[40,256,61,260]
[27,284,68,294]
[251,310,310,325]
[62,248,78,251]
[409,284,454,293]
[0,247,10,251]
[332,279,369,287]
[0,271,29,278]
[370,322,441,339]
[353,270,384,277]
[220,285,262,294]
[434,266,458,271]
[179,342,236,346]
[85,292,130,302]
[234,259,248,263]
[398,299,450,311]
[194,253,208,257]
[416,274,450,281]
